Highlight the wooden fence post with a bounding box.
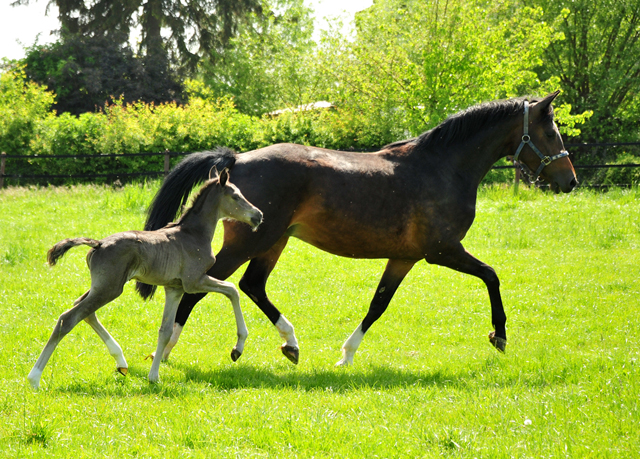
[0,152,6,189]
[164,150,171,176]
[513,160,520,195]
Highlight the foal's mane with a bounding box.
[166,178,220,228]
[384,96,550,152]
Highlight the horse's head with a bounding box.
[514,91,577,193]
[214,168,263,230]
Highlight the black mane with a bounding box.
[384,96,549,151]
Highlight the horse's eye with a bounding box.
[546,132,556,138]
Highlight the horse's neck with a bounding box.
[444,117,520,188]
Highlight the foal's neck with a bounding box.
[179,189,221,241]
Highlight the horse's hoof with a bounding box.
[117,367,128,376]
[280,345,299,365]
[489,331,507,353]
[230,348,242,362]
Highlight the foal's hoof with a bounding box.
[117,367,128,376]
[230,348,242,362]
[489,331,507,353]
[280,345,299,365]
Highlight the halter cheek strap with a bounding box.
[513,100,569,182]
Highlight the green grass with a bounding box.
[1,182,639,457]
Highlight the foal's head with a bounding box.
[211,168,263,230]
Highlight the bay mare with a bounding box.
[139,92,577,366]
[28,169,263,389]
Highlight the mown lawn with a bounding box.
[1,183,638,457]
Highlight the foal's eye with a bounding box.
[545,132,556,138]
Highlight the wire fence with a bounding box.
[1,142,640,188]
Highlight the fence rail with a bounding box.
[1,142,640,188]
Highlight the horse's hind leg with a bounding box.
[84,313,128,375]
[189,275,248,362]
[148,287,183,383]
[27,285,123,390]
[238,237,299,364]
[336,259,416,366]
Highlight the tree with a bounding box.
[526,0,640,141]
[23,35,182,115]
[316,0,584,139]
[12,0,262,72]
[198,0,321,115]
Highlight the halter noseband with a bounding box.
[512,100,569,183]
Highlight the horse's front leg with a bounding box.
[148,287,183,383]
[191,275,248,362]
[336,259,416,366]
[425,243,507,352]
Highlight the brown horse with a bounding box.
[139,92,577,366]
[28,169,262,389]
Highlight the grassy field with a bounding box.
[1,182,639,457]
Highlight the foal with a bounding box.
[28,168,262,389]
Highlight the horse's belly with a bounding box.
[287,222,424,260]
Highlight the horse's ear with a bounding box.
[209,166,219,181]
[219,168,229,186]
[532,90,560,117]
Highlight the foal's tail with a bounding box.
[48,238,101,266]
[135,147,238,300]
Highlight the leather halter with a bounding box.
[513,100,569,182]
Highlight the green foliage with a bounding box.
[0,65,55,155]
[13,0,262,73]
[1,185,640,456]
[22,35,183,116]
[528,0,640,141]
[199,0,322,116]
[317,0,581,137]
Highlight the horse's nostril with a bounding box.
[570,178,577,189]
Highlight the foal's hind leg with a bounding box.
[84,312,128,375]
[336,259,416,366]
[238,237,299,364]
[189,275,248,362]
[148,287,183,383]
[28,285,123,390]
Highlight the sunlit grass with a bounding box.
[1,182,639,457]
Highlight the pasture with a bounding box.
[1,182,638,457]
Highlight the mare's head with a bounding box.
[515,91,577,193]
[211,168,263,230]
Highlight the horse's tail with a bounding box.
[135,147,238,300]
[48,238,101,266]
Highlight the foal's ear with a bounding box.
[219,168,229,186]
[532,90,560,117]
[209,166,219,181]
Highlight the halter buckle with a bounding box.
[541,156,552,166]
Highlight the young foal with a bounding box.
[28,169,262,389]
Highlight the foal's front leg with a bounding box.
[191,275,248,362]
[148,287,184,383]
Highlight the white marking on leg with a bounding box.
[27,367,43,390]
[275,315,298,349]
[336,323,365,366]
[84,313,128,370]
[161,323,183,360]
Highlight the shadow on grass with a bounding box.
[51,361,465,398]
[50,351,570,398]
